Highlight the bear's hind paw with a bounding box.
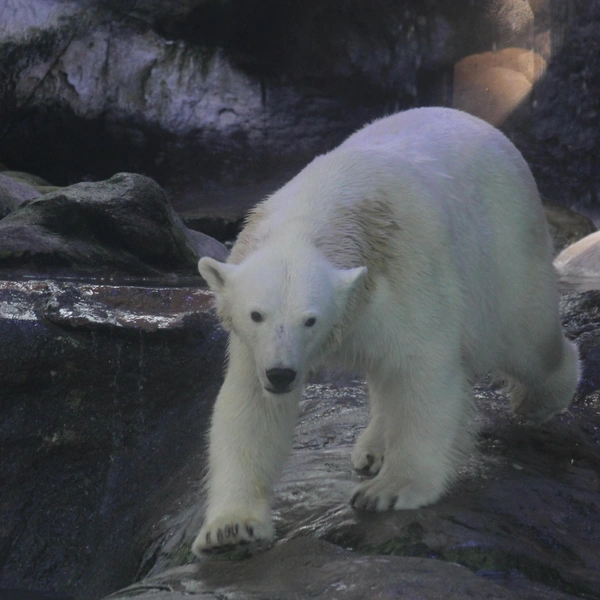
[191,514,274,555]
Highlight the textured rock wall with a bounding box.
[511,1,600,219]
[3,0,596,223]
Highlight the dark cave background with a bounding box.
[1,0,599,228]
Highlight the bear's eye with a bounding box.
[304,317,316,327]
[250,311,263,323]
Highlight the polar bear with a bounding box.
[192,107,580,553]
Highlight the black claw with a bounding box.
[350,491,360,507]
[366,453,374,467]
[367,497,379,511]
[246,524,254,538]
[233,523,239,536]
[224,525,231,538]
[205,531,211,545]
[389,496,398,510]
[217,529,223,543]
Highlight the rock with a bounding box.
[453,48,546,126]
[528,0,550,16]
[0,279,227,599]
[1,170,62,195]
[1,170,53,187]
[509,2,600,219]
[560,291,600,396]
[1,0,598,225]
[109,537,522,600]
[0,0,551,221]
[554,231,600,277]
[0,172,40,218]
[0,172,228,279]
[542,202,596,255]
[183,226,230,263]
[476,0,535,48]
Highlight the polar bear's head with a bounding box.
[199,247,366,395]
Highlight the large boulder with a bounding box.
[0,280,227,599]
[0,172,227,279]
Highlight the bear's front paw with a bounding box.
[350,474,443,512]
[191,513,274,555]
[351,422,385,475]
[351,446,384,475]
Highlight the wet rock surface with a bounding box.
[0,173,227,280]
[110,537,524,600]
[0,280,226,599]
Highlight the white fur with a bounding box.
[192,107,580,554]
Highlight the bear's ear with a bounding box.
[334,266,367,297]
[198,257,236,293]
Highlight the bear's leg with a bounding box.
[351,396,385,475]
[505,333,580,423]
[191,334,301,554]
[351,359,474,511]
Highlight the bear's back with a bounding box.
[231,108,548,276]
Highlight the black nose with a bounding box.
[265,368,297,392]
